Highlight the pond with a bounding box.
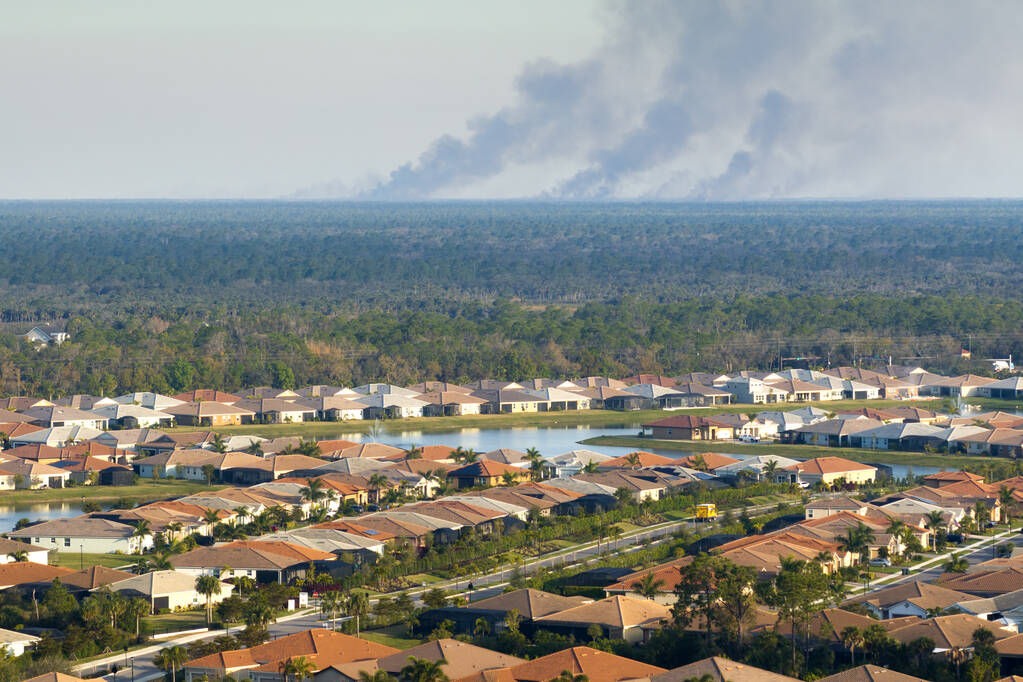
[0,423,942,532]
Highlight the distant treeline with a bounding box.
[3,296,1021,398]
[1,200,1023,313]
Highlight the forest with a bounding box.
[1,200,1021,395]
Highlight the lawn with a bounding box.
[52,552,135,569]
[3,479,225,505]
[143,610,212,635]
[579,436,1005,468]
[359,625,424,650]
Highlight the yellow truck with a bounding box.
[695,503,717,522]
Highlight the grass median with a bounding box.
[1,479,226,505]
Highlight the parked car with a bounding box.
[739,435,760,443]
[947,533,963,544]
[869,558,892,567]
[367,504,381,512]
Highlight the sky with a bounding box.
[3,1,1023,200]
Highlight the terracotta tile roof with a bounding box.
[602,451,678,468]
[924,471,985,484]
[22,674,93,682]
[184,628,398,671]
[163,401,254,418]
[817,665,929,682]
[468,589,591,619]
[534,595,670,629]
[309,521,397,542]
[774,608,878,643]
[652,656,799,682]
[675,452,741,470]
[334,443,406,460]
[786,456,877,475]
[172,390,242,403]
[414,445,460,461]
[171,541,336,570]
[605,557,693,593]
[886,613,1014,648]
[449,460,529,478]
[0,422,44,438]
[503,646,665,682]
[349,516,434,539]
[843,580,971,611]
[377,639,524,679]
[623,375,676,387]
[938,567,1023,595]
[0,561,74,586]
[60,565,135,590]
[641,414,734,429]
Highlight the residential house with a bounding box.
[581,386,647,411]
[448,460,531,489]
[54,457,134,486]
[641,414,735,440]
[0,562,74,590]
[885,613,1016,654]
[543,450,614,478]
[0,628,40,656]
[0,459,70,488]
[9,424,105,448]
[9,517,149,553]
[23,324,69,346]
[470,646,666,682]
[162,401,255,427]
[54,395,118,410]
[979,377,1023,400]
[480,448,530,468]
[532,596,671,643]
[571,376,628,390]
[472,389,545,415]
[777,457,877,487]
[418,588,590,636]
[355,393,429,419]
[101,570,233,613]
[651,657,798,682]
[90,403,172,429]
[804,496,872,519]
[20,406,108,430]
[767,379,840,402]
[783,418,883,447]
[236,398,316,424]
[938,567,1023,597]
[657,383,733,408]
[405,382,473,394]
[522,388,591,411]
[602,451,679,468]
[353,383,422,397]
[170,540,339,583]
[723,377,790,404]
[622,374,676,387]
[114,392,186,410]
[299,397,368,421]
[713,455,801,482]
[921,374,996,398]
[419,391,488,417]
[172,390,242,404]
[90,428,168,456]
[844,580,973,619]
[0,537,49,565]
[604,557,693,605]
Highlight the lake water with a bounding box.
[0,423,945,532]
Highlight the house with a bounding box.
[712,532,852,576]
[236,398,316,424]
[359,639,524,682]
[406,382,473,394]
[59,566,136,593]
[9,424,105,448]
[419,391,488,417]
[472,389,545,414]
[921,374,996,398]
[20,406,108,430]
[0,536,49,565]
[0,459,71,488]
[244,387,303,401]
[54,395,118,411]
[767,379,840,402]
[652,657,798,682]
[181,629,399,682]
[163,401,255,427]
[980,376,1023,400]
[723,377,790,404]
[0,628,40,656]
[522,388,591,411]
[804,496,872,519]
[9,517,149,553]
[602,451,678,468]
[844,580,973,619]
[480,448,530,467]
[172,390,242,404]
[851,422,949,450]
[543,450,614,478]
[101,569,233,613]
[777,457,877,487]
[713,455,800,481]
[419,588,590,636]
[170,540,338,583]
[532,595,670,643]
[355,393,429,419]
[133,449,222,480]
[0,561,74,590]
[658,383,733,408]
[783,418,883,447]
[114,392,186,410]
[885,613,1015,653]
[950,588,1023,631]
[473,646,666,682]
[89,403,173,429]
[604,557,693,605]
[90,427,168,455]
[622,374,676,387]
[923,471,986,488]
[23,324,69,346]
[300,397,368,421]
[938,567,1023,598]
[622,383,679,407]
[448,460,531,489]
[641,414,735,440]
[54,456,134,486]
[23,675,93,682]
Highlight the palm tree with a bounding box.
[245,603,276,629]
[839,523,875,564]
[944,552,969,573]
[886,519,907,555]
[298,440,322,458]
[459,448,479,464]
[301,478,327,509]
[151,553,173,570]
[400,656,449,682]
[405,445,423,460]
[195,574,222,625]
[125,596,150,640]
[280,656,316,682]
[132,556,152,575]
[1000,485,1016,530]
[247,440,264,456]
[165,521,183,540]
[212,433,228,454]
[203,508,222,539]
[6,550,28,562]
[632,573,665,599]
[132,520,152,554]
[368,473,390,503]
[552,672,588,682]
[581,459,600,474]
[626,452,642,468]
[346,591,370,637]
[840,626,864,666]
[321,590,344,630]
[501,471,516,486]
[202,464,217,486]
[925,510,945,551]
[762,458,780,481]
[155,645,189,682]
[359,672,398,682]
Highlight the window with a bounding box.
[51,538,56,543]
[64,538,71,547]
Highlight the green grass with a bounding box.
[405,573,445,586]
[2,479,225,505]
[580,436,1005,468]
[51,552,133,569]
[359,625,424,650]
[142,610,210,634]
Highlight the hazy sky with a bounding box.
[4,1,1023,199]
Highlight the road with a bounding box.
[75,499,788,681]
